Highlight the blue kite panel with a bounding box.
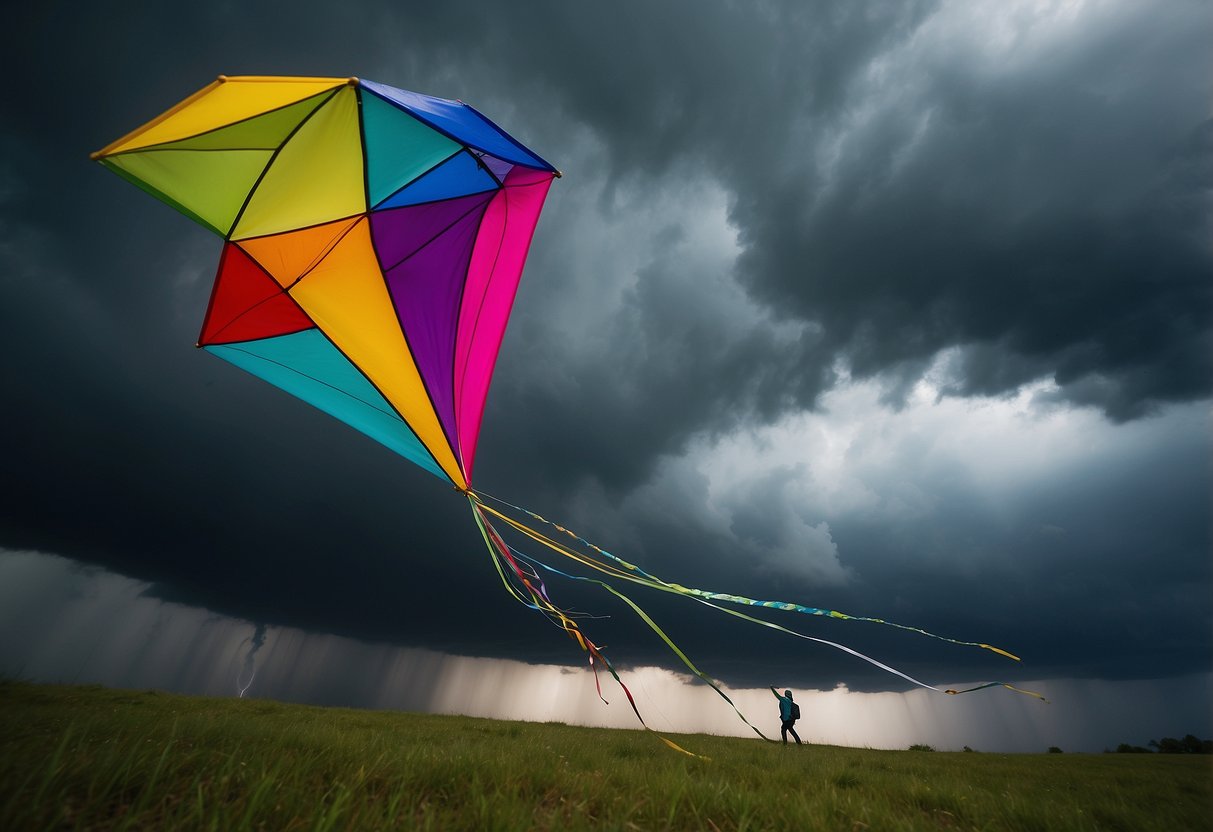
[360,79,555,172]
[376,150,499,209]
[206,329,450,482]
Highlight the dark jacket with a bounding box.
[771,687,795,722]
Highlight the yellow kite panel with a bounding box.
[287,218,466,488]
[233,85,366,240]
[100,77,348,156]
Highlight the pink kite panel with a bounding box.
[455,167,555,482]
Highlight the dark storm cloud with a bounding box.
[372,0,1211,495]
[389,1,954,494]
[2,0,1209,692]
[782,8,1211,415]
[826,405,1212,683]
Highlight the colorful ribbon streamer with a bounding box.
[468,490,1048,707]
[470,499,712,757]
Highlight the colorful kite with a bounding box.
[94,75,1042,756]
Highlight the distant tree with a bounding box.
[1147,735,1212,754]
[908,744,935,752]
[1048,746,1063,753]
[1116,743,1152,753]
[963,746,975,753]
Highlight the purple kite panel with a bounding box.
[376,201,490,462]
[371,191,495,271]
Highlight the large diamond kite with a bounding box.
[94,75,1042,757]
[93,75,558,489]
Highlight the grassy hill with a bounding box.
[1,680,1208,830]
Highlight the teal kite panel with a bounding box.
[206,329,450,482]
[361,89,462,207]
[361,79,555,172]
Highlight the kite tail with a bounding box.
[503,541,775,742]
[468,489,1047,704]
[470,489,1019,659]
[470,497,713,758]
[945,682,1049,702]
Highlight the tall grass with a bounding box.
[1,680,1209,830]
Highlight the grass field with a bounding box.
[1,680,1208,831]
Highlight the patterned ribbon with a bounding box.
[470,498,713,757]
[469,489,1047,704]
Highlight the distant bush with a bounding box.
[908,744,935,752]
[1109,735,1212,754]
[963,746,975,753]
[1149,735,1212,754]
[1048,747,1063,754]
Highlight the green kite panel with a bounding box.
[104,148,274,236]
[149,90,336,152]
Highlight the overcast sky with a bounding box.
[2,0,1210,749]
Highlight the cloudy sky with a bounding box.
[3,0,1209,750]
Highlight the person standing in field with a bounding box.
[770,687,802,745]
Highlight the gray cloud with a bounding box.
[2,0,1209,695]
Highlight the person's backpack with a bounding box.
[790,702,801,721]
